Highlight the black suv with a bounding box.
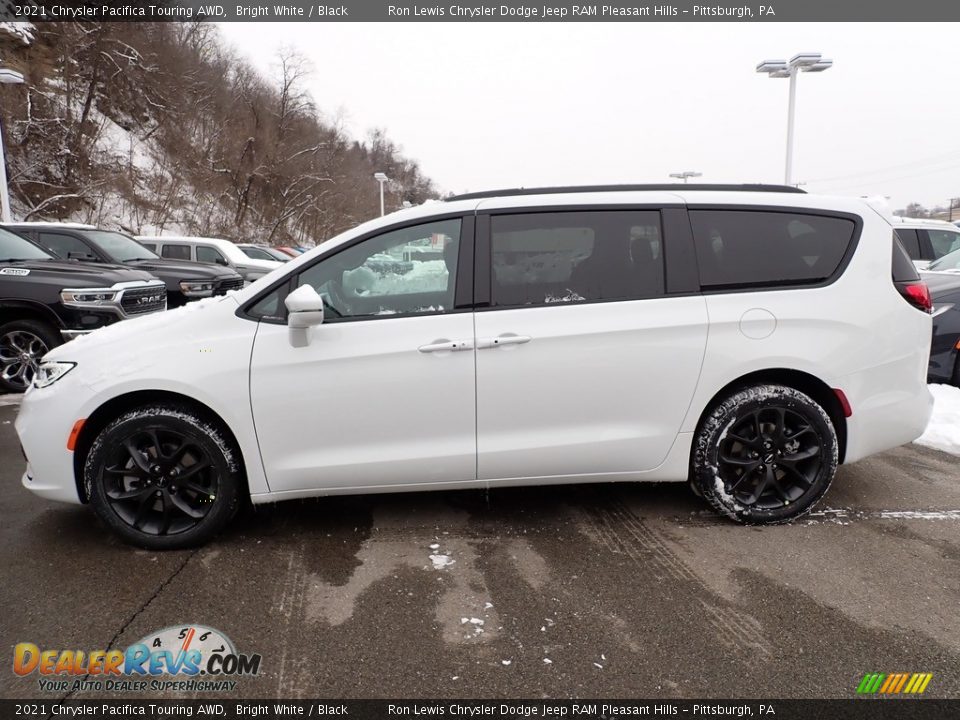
[6,223,244,308]
[0,227,166,392]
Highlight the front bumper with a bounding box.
[15,385,88,505]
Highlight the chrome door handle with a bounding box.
[477,334,532,349]
[418,338,473,353]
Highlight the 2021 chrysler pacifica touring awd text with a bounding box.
[15,185,934,548]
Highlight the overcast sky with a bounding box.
[219,22,959,211]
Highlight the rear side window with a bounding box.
[894,228,921,259]
[161,244,192,260]
[690,210,856,289]
[892,233,920,282]
[489,211,664,307]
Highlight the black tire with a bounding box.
[0,319,61,393]
[692,384,838,524]
[86,404,243,549]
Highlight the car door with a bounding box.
[248,216,477,495]
[473,207,708,481]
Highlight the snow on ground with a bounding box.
[915,384,960,456]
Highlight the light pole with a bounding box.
[0,68,24,223]
[756,53,832,186]
[669,171,702,183]
[373,172,388,217]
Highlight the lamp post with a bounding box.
[373,172,389,217]
[0,68,24,223]
[756,52,832,186]
[669,171,702,183]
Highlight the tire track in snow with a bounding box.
[585,499,773,664]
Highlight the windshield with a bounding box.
[927,247,960,271]
[82,230,159,261]
[0,227,54,261]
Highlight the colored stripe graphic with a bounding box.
[858,672,932,694]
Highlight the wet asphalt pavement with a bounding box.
[1,396,958,700]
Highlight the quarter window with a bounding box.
[296,218,462,320]
[489,211,664,307]
[689,210,856,289]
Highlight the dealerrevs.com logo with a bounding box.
[13,625,261,693]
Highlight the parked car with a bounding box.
[6,223,244,309]
[236,243,291,263]
[136,236,281,284]
[0,226,165,393]
[891,216,960,270]
[16,184,933,548]
[923,269,960,386]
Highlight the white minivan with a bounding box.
[16,185,934,548]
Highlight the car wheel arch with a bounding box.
[691,368,848,465]
[72,390,248,503]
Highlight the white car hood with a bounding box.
[45,295,240,364]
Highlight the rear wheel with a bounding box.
[0,319,60,393]
[692,384,838,524]
[86,405,243,549]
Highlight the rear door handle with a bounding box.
[418,338,473,353]
[477,334,532,349]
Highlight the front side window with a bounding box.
[690,210,856,289]
[37,232,93,260]
[161,244,192,261]
[927,229,960,260]
[296,218,462,320]
[197,246,227,265]
[489,211,664,307]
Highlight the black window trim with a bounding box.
[237,211,475,325]
[474,203,685,312]
[685,204,864,295]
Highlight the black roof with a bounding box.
[446,184,805,201]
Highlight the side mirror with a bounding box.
[284,285,325,347]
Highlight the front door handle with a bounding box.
[418,338,473,353]
[477,334,532,349]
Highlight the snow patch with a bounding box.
[429,554,455,570]
[915,384,960,456]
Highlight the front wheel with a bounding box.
[0,319,61,393]
[691,384,838,524]
[86,405,243,549]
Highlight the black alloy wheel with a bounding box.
[102,427,219,536]
[716,406,823,510]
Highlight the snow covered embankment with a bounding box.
[915,384,960,456]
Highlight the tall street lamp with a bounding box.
[669,171,702,183]
[756,52,832,186]
[0,68,24,223]
[374,172,389,217]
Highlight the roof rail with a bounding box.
[445,183,806,201]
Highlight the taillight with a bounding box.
[896,281,932,313]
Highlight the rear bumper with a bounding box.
[840,360,934,464]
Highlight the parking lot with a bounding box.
[1,395,959,700]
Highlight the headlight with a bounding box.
[179,280,215,297]
[932,303,954,318]
[33,361,76,389]
[60,289,118,306]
